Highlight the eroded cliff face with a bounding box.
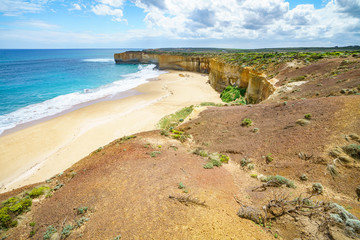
[114,51,275,103]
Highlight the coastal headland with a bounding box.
[1,48,360,239]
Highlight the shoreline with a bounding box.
[0,88,142,137]
[0,71,222,193]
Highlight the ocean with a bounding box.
[0,49,163,135]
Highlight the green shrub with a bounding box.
[250,174,258,178]
[149,151,161,158]
[312,183,323,194]
[199,102,223,107]
[193,149,208,157]
[304,114,312,120]
[8,198,32,215]
[43,225,57,240]
[113,235,122,240]
[76,217,89,228]
[265,154,273,163]
[300,174,308,181]
[203,162,214,169]
[263,175,295,188]
[178,182,185,189]
[220,86,246,103]
[0,207,11,229]
[219,154,229,163]
[247,164,255,170]
[77,206,88,215]
[342,144,360,159]
[28,186,50,198]
[241,118,253,127]
[211,159,222,167]
[61,224,74,238]
[158,106,194,131]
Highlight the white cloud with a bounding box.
[91,4,124,22]
[98,0,126,7]
[0,0,46,16]
[132,0,360,45]
[69,3,82,11]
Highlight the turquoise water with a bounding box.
[0,49,162,134]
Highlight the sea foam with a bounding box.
[83,58,114,62]
[0,64,164,135]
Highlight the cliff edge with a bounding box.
[114,51,274,104]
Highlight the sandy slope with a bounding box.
[0,71,221,193]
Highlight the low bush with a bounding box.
[28,186,50,198]
[219,154,230,163]
[43,225,57,240]
[220,86,246,103]
[158,106,194,131]
[304,113,312,120]
[265,154,273,163]
[263,175,295,188]
[203,162,214,169]
[342,144,360,159]
[312,183,323,194]
[241,118,253,127]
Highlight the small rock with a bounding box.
[50,233,61,240]
[251,128,259,133]
[296,119,310,126]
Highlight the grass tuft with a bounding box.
[158,106,194,131]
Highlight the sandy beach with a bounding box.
[0,71,221,193]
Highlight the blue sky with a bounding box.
[0,0,359,49]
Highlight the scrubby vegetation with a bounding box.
[28,186,50,198]
[241,118,253,127]
[342,144,360,159]
[257,175,295,189]
[0,195,32,230]
[220,86,246,103]
[158,105,194,131]
[201,152,230,169]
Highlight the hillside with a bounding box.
[1,51,360,240]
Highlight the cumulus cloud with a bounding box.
[335,0,360,18]
[135,0,167,10]
[92,4,124,22]
[131,0,360,45]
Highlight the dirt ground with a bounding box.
[1,56,360,240]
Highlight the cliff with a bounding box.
[114,51,275,103]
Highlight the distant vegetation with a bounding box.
[144,46,360,70]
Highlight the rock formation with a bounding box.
[114,51,275,103]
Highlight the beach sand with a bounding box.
[0,71,221,193]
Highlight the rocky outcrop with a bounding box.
[114,51,275,103]
[114,52,210,73]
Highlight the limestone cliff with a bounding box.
[114,51,275,103]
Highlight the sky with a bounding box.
[0,0,359,49]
